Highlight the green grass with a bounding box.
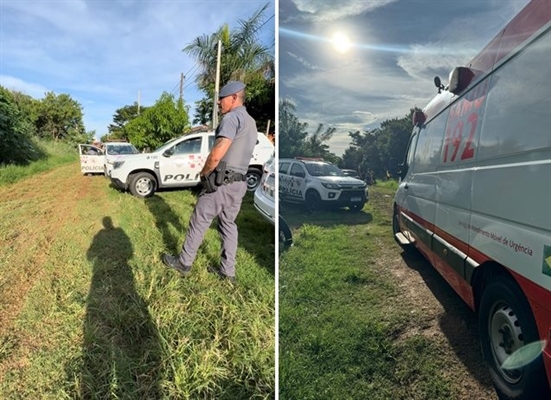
[0,164,275,399]
[279,186,454,400]
[0,139,78,186]
[373,179,399,191]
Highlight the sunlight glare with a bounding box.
[331,32,352,53]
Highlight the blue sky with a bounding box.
[279,0,530,155]
[0,0,275,140]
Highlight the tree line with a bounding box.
[1,3,274,166]
[279,98,417,181]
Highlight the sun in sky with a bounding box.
[331,32,352,53]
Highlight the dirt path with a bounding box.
[0,164,102,339]
[370,190,497,399]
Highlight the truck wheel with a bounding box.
[246,168,262,192]
[305,190,321,213]
[478,275,550,400]
[129,172,156,198]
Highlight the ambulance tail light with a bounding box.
[449,66,475,95]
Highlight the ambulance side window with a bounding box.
[479,29,551,159]
[413,111,447,173]
[174,137,202,155]
[400,130,418,179]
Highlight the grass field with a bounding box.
[0,155,275,399]
[278,184,495,400]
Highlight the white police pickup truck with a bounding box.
[279,158,368,212]
[109,130,274,198]
[78,142,140,176]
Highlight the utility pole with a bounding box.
[180,73,184,101]
[137,90,141,115]
[212,40,222,128]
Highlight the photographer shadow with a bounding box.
[81,216,162,398]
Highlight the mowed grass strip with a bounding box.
[279,185,454,400]
[0,161,275,399]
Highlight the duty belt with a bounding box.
[223,171,246,184]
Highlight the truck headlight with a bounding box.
[113,161,125,169]
[322,182,340,190]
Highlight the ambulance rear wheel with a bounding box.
[478,275,549,400]
[129,172,156,198]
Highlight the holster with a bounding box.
[200,172,218,193]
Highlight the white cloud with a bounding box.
[287,52,321,70]
[0,75,49,99]
[1,1,274,136]
[289,0,398,22]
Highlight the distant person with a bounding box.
[162,81,257,283]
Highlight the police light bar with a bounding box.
[294,157,324,161]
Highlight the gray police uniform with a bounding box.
[178,105,257,277]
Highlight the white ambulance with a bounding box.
[109,129,273,198]
[393,1,550,398]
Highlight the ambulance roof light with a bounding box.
[412,110,426,127]
[448,66,475,95]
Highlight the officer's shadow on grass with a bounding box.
[145,195,185,251]
[77,216,162,398]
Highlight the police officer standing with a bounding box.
[162,81,257,283]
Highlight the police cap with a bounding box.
[219,81,246,98]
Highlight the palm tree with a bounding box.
[183,3,274,129]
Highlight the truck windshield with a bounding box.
[106,144,139,155]
[305,163,343,177]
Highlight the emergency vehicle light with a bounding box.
[294,157,324,161]
[448,67,475,95]
[412,110,426,127]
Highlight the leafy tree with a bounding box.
[340,109,416,180]
[191,98,212,126]
[104,103,149,142]
[9,90,40,137]
[0,86,44,165]
[278,99,338,162]
[278,99,308,158]
[183,3,274,131]
[35,92,87,142]
[302,123,339,163]
[124,92,190,150]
